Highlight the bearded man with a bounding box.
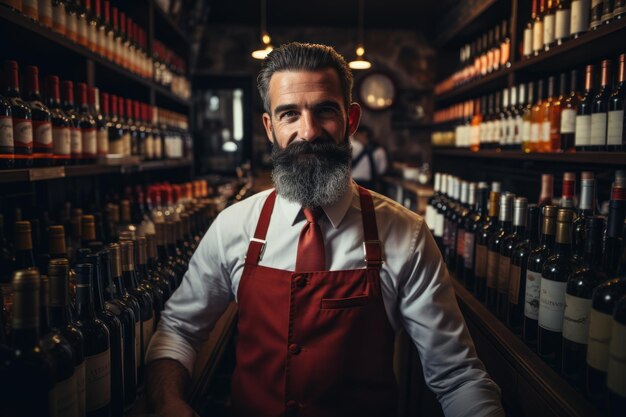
[145,42,504,417]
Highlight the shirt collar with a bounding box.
[277,181,356,229]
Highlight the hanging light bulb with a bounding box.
[349,0,372,70]
[252,0,273,60]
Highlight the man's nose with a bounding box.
[299,112,322,142]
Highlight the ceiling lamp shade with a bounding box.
[348,0,371,70]
[252,0,273,60]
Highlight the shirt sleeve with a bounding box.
[145,217,234,375]
[398,222,504,417]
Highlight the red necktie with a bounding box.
[295,207,326,272]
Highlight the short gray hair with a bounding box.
[257,42,354,114]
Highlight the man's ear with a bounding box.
[347,103,362,137]
[262,112,274,144]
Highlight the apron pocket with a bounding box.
[320,294,369,309]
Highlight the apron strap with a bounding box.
[358,186,383,269]
[244,190,277,266]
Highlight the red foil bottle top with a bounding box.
[25,65,40,94]
[62,80,75,103]
[612,185,626,201]
[76,83,88,106]
[104,1,110,23]
[118,97,125,117]
[110,94,118,115]
[88,87,98,106]
[126,99,133,119]
[101,92,109,115]
[46,75,61,101]
[4,60,19,89]
[112,7,118,29]
[562,172,576,198]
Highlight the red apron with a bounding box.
[232,187,398,417]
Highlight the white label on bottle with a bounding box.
[607,110,624,146]
[34,120,53,146]
[145,134,154,159]
[508,263,522,304]
[587,309,613,371]
[515,116,523,144]
[523,28,533,57]
[538,278,567,332]
[543,13,555,46]
[66,12,77,36]
[70,128,82,154]
[39,0,53,21]
[563,294,593,344]
[143,315,154,354]
[555,8,571,40]
[541,121,551,144]
[155,135,162,158]
[590,112,607,146]
[13,119,33,146]
[97,129,108,155]
[463,232,475,269]
[0,116,14,148]
[530,122,540,144]
[425,206,435,230]
[524,270,542,320]
[86,349,111,411]
[49,372,78,417]
[570,0,590,35]
[122,132,131,156]
[52,2,66,29]
[89,26,98,49]
[81,128,97,156]
[575,114,591,146]
[77,17,87,42]
[607,321,626,396]
[560,109,576,133]
[52,126,71,155]
[75,361,86,417]
[135,321,141,380]
[533,21,544,52]
[434,213,444,238]
[522,119,531,143]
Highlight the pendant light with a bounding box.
[252,0,273,60]
[349,0,372,70]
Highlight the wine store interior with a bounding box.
[0,0,625,416]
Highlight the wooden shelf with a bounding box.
[432,149,626,166]
[434,67,511,104]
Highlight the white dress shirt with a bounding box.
[351,138,388,181]
[146,181,504,417]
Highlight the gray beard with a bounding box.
[271,133,353,208]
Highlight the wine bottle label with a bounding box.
[89,26,98,51]
[486,250,499,289]
[500,41,510,65]
[39,0,53,23]
[464,232,475,269]
[574,114,591,146]
[434,213,444,238]
[425,206,435,230]
[13,118,33,148]
[514,116,522,143]
[533,21,544,52]
[49,372,78,417]
[0,115,14,149]
[77,17,88,44]
[541,121,551,143]
[52,126,71,156]
[70,127,82,155]
[97,129,109,155]
[76,361,86,417]
[543,13,556,46]
[560,109,576,133]
[494,120,502,143]
[523,28,533,56]
[143,315,155,354]
[81,128,97,156]
[615,2,626,15]
[66,12,77,37]
[522,119,531,143]
[530,122,540,144]
[33,120,53,148]
[524,270,542,320]
[607,321,626,396]
[109,137,124,155]
[587,309,612,371]
[22,0,37,19]
[590,112,607,146]
[52,2,66,33]
[122,132,132,156]
[563,294,593,344]
[155,136,163,158]
[145,134,155,159]
[475,244,488,278]
[571,0,590,34]
[538,278,567,332]
[555,8,571,39]
[493,49,501,70]
[85,349,111,411]
[607,110,624,146]
[508,263,522,304]
[135,321,141,380]
[456,229,465,257]
[497,255,511,293]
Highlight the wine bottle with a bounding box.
[425,172,441,233]
[154,221,178,295]
[145,232,172,302]
[73,263,111,417]
[575,64,595,151]
[126,99,138,156]
[3,60,33,168]
[13,221,36,270]
[508,205,540,333]
[540,76,556,152]
[560,171,576,209]
[587,277,626,405]
[61,80,82,164]
[607,53,625,151]
[601,0,614,23]
[562,216,606,388]
[0,90,14,169]
[443,177,459,267]
[604,199,626,277]
[487,193,514,311]
[498,197,528,320]
[589,59,611,150]
[165,220,187,286]
[44,75,71,166]
[607,294,626,415]
[24,66,53,167]
[434,174,448,251]
[538,173,554,207]
[572,172,596,257]
[534,0,546,55]
[560,69,579,151]
[500,20,511,68]
[531,79,545,152]
[522,82,535,152]
[47,258,85,417]
[88,87,108,157]
[544,0,557,51]
[523,205,558,346]
[524,1,537,58]
[76,83,96,163]
[555,0,572,45]
[591,0,605,28]
[570,0,590,38]
[118,96,131,156]
[136,236,164,320]
[549,73,567,151]
[475,190,500,301]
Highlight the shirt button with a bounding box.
[288,344,301,355]
[293,275,307,288]
[286,400,300,412]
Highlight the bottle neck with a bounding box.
[75,281,96,320]
[113,273,127,298]
[540,232,555,249]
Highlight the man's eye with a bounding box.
[318,107,338,116]
[281,111,298,119]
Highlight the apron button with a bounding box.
[286,400,300,413]
[288,343,301,355]
[293,275,307,288]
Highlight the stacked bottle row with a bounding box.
[0,0,154,79]
[0,179,214,417]
[425,171,626,413]
[522,0,626,60]
[432,52,625,151]
[435,19,511,96]
[0,59,191,169]
[153,40,190,100]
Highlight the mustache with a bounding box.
[272,135,352,164]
